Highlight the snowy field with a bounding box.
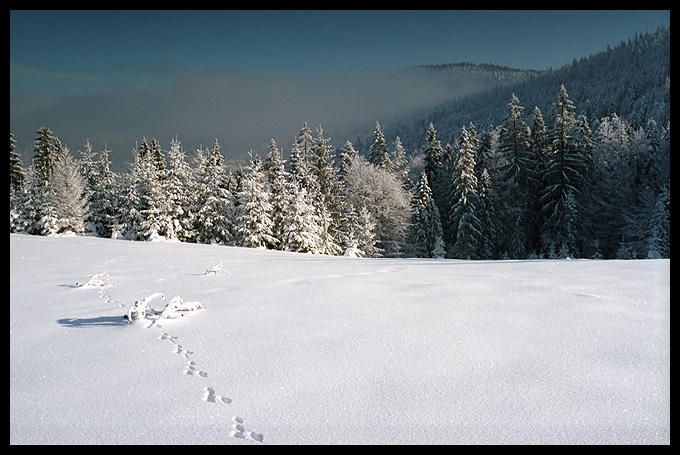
[10,233,669,445]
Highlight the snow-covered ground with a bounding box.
[9,233,670,445]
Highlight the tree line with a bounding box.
[10,84,670,259]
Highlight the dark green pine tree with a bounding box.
[32,127,60,186]
[527,106,549,254]
[368,122,391,171]
[497,94,532,258]
[411,171,446,258]
[422,122,443,188]
[449,126,482,259]
[10,133,25,191]
[539,85,588,257]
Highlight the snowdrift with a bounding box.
[10,234,669,444]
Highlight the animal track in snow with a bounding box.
[230,416,263,442]
[172,345,194,358]
[203,386,232,404]
[158,332,178,343]
[184,360,208,377]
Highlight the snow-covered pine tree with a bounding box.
[264,138,291,246]
[310,126,343,255]
[368,122,391,171]
[10,133,25,195]
[340,203,380,257]
[476,168,497,259]
[192,140,236,245]
[32,127,60,186]
[410,171,446,258]
[392,136,410,187]
[539,85,587,257]
[338,140,358,183]
[422,122,443,190]
[289,123,315,191]
[497,94,532,257]
[449,126,482,259]
[526,106,549,254]
[162,137,194,242]
[235,154,278,249]
[646,184,670,258]
[45,147,89,235]
[279,181,322,253]
[10,133,26,232]
[78,140,104,235]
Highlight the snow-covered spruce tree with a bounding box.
[78,140,116,236]
[422,122,444,194]
[264,138,291,247]
[288,123,315,191]
[309,126,343,255]
[340,202,380,257]
[476,168,497,259]
[410,171,446,258]
[449,126,482,259]
[279,180,322,253]
[162,137,196,242]
[343,156,411,257]
[10,133,26,232]
[32,127,60,186]
[113,143,158,240]
[392,135,410,187]
[338,140,358,183]
[539,85,588,258]
[235,154,278,249]
[368,121,392,171]
[646,184,670,258]
[496,94,532,257]
[526,106,550,254]
[13,129,67,235]
[192,140,236,245]
[45,147,89,235]
[10,133,25,196]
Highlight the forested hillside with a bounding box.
[10,27,669,260]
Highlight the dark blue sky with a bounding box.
[9,10,670,161]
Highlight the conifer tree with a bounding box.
[10,133,26,231]
[10,133,25,193]
[392,136,410,186]
[411,171,446,258]
[192,141,235,245]
[497,94,532,257]
[45,147,89,234]
[32,127,60,186]
[368,122,391,171]
[539,85,587,257]
[235,154,278,249]
[338,141,358,182]
[449,126,482,259]
[264,138,291,246]
[422,122,443,188]
[340,203,380,257]
[310,126,343,255]
[289,123,315,190]
[279,182,321,253]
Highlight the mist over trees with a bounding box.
[10,27,670,259]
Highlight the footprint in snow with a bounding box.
[184,360,208,377]
[173,345,194,358]
[230,416,263,442]
[158,333,178,343]
[203,386,232,404]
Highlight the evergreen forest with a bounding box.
[9,27,670,260]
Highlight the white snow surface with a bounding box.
[10,233,670,445]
